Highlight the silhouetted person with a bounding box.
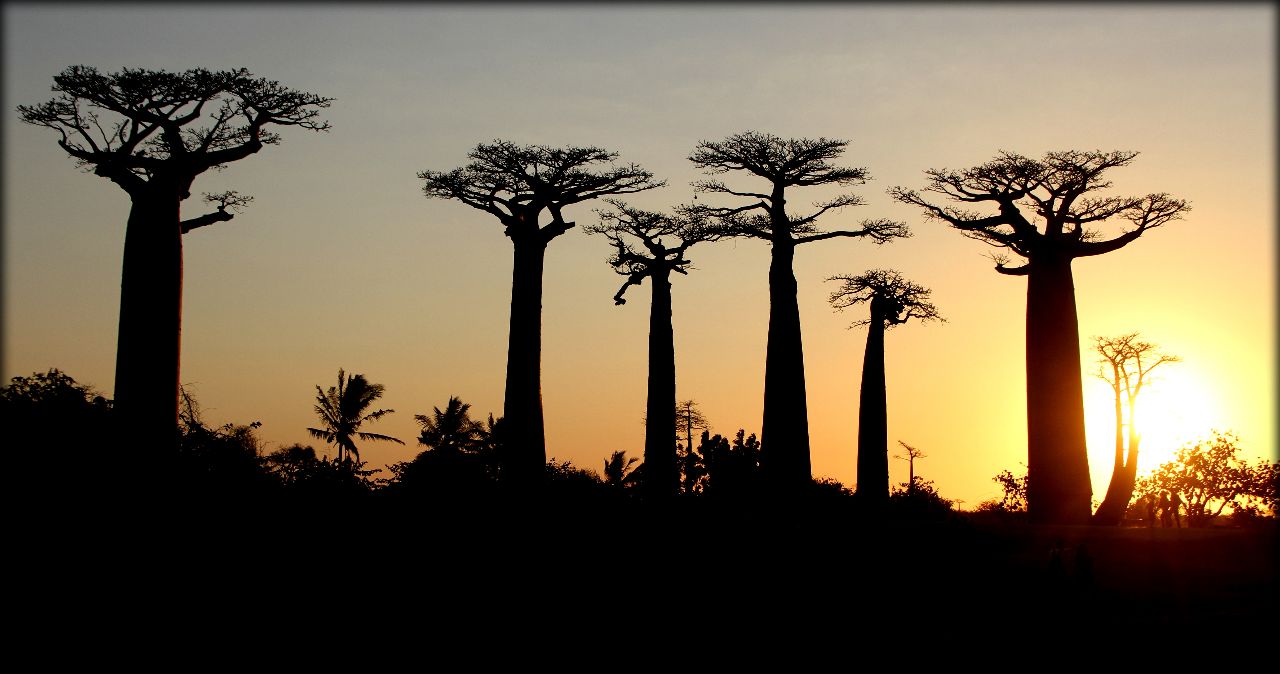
[1170,491,1184,528]
[1159,492,1172,527]
[1146,495,1156,527]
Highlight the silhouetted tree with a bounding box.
[895,441,927,494]
[264,443,320,486]
[697,429,762,496]
[415,396,485,455]
[1091,333,1180,526]
[690,131,909,492]
[1,369,113,498]
[828,270,942,502]
[890,150,1189,524]
[17,66,332,457]
[307,369,403,465]
[586,201,726,497]
[387,397,498,499]
[421,142,662,487]
[889,477,953,519]
[675,399,710,494]
[602,450,640,489]
[1135,431,1277,527]
[176,386,271,492]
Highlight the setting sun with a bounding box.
[1085,364,1226,486]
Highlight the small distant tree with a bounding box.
[1091,333,1180,526]
[891,150,1190,524]
[18,66,332,456]
[421,142,662,487]
[690,131,909,492]
[586,202,726,497]
[979,468,1030,513]
[1135,431,1278,527]
[894,441,928,494]
[828,270,942,502]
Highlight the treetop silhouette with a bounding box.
[420,141,663,487]
[586,199,727,305]
[827,269,943,329]
[17,65,332,457]
[890,149,1189,524]
[689,131,910,492]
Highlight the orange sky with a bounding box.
[3,4,1274,507]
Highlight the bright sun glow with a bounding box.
[1085,365,1226,480]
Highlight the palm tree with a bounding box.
[307,369,404,465]
[603,450,640,488]
[415,396,485,455]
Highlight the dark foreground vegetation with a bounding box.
[7,369,1274,645]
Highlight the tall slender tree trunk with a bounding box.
[644,269,678,497]
[760,240,812,491]
[1024,254,1092,524]
[856,307,888,502]
[1094,393,1141,525]
[503,235,548,486]
[113,190,183,462]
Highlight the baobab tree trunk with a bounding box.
[503,236,549,486]
[760,240,812,492]
[1094,396,1141,525]
[856,308,888,503]
[644,270,678,498]
[1024,255,1092,524]
[113,190,183,462]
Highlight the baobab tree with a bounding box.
[585,200,726,497]
[17,65,332,457]
[689,131,909,492]
[895,441,927,494]
[828,270,942,502]
[420,142,662,486]
[890,150,1189,524]
[1091,333,1180,526]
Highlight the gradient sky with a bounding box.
[3,3,1274,508]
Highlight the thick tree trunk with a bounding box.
[760,240,812,492]
[644,270,678,498]
[502,236,549,486]
[113,192,183,462]
[1024,255,1092,524]
[856,309,888,502]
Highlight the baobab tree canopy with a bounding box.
[827,269,943,329]
[18,65,333,193]
[890,150,1190,524]
[888,150,1189,273]
[421,142,663,245]
[420,142,663,486]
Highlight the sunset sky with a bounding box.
[3,3,1274,508]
